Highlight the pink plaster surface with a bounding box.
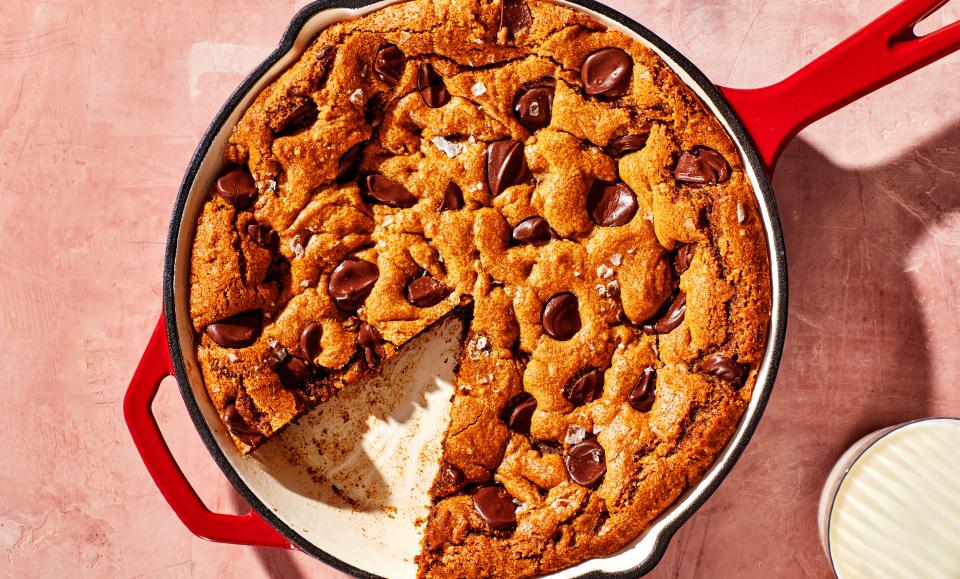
[2,0,959,577]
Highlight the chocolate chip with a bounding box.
[587,180,638,227]
[406,275,451,307]
[328,258,379,311]
[565,438,606,487]
[513,86,553,131]
[511,216,553,246]
[542,292,580,341]
[247,223,279,250]
[564,368,603,406]
[701,354,747,385]
[363,173,417,208]
[417,63,450,108]
[205,311,262,348]
[357,322,387,368]
[642,292,686,334]
[216,167,257,208]
[505,393,536,434]
[499,0,532,38]
[674,146,731,186]
[223,402,263,446]
[606,133,649,157]
[276,100,318,137]
[486,139,530,197]
[337,142,363,183]
[374,44,404,86]
[312,45,337,87]
[438,182,464,211]
[441,461,464,486]
[277,355,312,390]
[581,47,633,99]
[300,321,323,364]
[472,486,517,529]
[675,243,695,274]
[628,367,656,412]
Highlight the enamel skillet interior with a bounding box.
[157,0,960,577]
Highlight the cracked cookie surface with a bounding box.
[188,0,771,576]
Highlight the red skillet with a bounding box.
[124,0,960,576]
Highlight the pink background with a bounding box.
[2,0,959,577]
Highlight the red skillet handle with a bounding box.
[124,314,293,550]
[721,0,960,172]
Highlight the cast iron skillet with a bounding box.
[124,0,960,576]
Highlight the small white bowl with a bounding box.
[818,417,960,578]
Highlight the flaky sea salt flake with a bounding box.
[470,81,487,96]
[737,203,747,223]
[349,88,364,105]
[609,253,623,266]
[564,424,587,445]
[431,136,465,158]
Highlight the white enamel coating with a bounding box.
[818,418,960,579]
[170,1,785,576]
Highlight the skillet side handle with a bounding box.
[720,0,960,173]
[124,314,293,550]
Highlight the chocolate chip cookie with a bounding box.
[188,0,771,576]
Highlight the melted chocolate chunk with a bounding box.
[581,47,633,99]
[438,182,464,211]
[513,86,554,131]
[564,368,603,406]
[606,132,649,157]
[486,139,530,197]
[674,146,731,186]
[499,0,532,38]
[337,142,364,183]
[440,461,464,486]
[565,438,606,487]
[222,402,263,446]
[246,223,279,250]
[406,275,451,308]
[675,243,695,274]
[205,310,262,348]
[374,44,404,86]
[328,258,379,311]
[504,393,537,434]
[628,367,656,412]
[587,180,638,227]
[701,354,747,385]
[276,355,312,391]
[472,486,517,529]
[363,173,417,208]
[357,323,387,368]
[216,166,257,208]
[276,100,318,137]
[642,292,686,335]
[300,321,323,364]
[542,292,581,341]
[511,216,553,246]
[417,63,450,108]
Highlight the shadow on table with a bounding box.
[775,126,960,447]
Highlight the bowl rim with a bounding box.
[161,0,789,577]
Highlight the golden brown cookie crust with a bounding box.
[188,0,771,576]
